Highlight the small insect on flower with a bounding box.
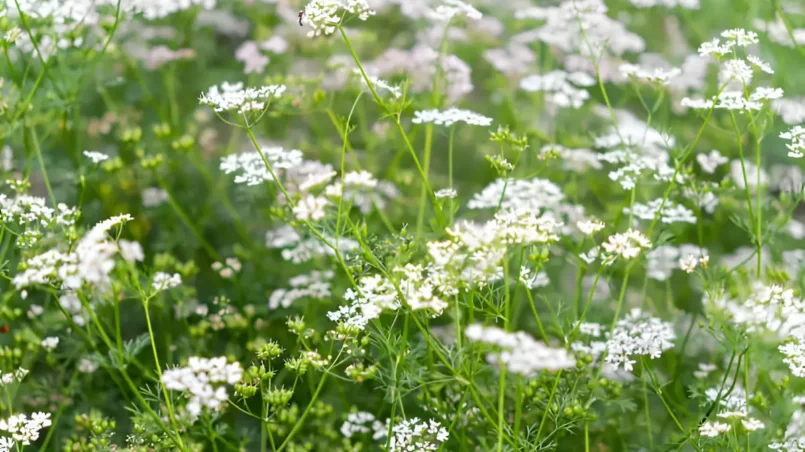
[298,11,304,26]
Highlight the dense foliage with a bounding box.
[3,0,805,451]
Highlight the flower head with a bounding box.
[199,82,286,115]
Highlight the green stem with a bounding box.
[28,128,56,207]
[276,372,329,452]
[644,360,702,452]
[642,361,653,448]
[158,178,221,261]
[143,300,186,451]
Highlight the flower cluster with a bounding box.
[386,418,449,452]
[781,126,805,159]
[199,82,286,115]
[220,148,303,186]
[0,412,51,445]
[605,309,675,371]
[0,368,28,386]
[327,275,400,331]
[520,70,595,109]
[465,325,575,375]
[269,270,334,310]
[411,108,493,127]
[600,229,652,265]
[427,0,482,22]
[266,225,359,264]
[340,411,385,439]
[427,210,563,291]
[162,357,243,417]
[303,0,375,37]
[619,63,681,85]
[12,214,133,289]
[684,29,783,113]
[781,335,805,377]
[152,272,182,292]
[645,244,706,280]
[468,178,565,213]
[624,199,697,224]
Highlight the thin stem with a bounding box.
[28,128,56,207]
[158,178,221,261]
[642,361,653,448]
[276,372,329,452]
[644,360,702,452]
[647,84,727,236]
[143,300,186,451]
[337,25,445,228]
[536,370,562,441]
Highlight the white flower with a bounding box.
[235,41,269,74]
[781,125,805,159]
[340,411,377,438]
[427,0,482,22]
[82,150,109,163]
[0,412,51,445]
[327,274,401,330]
[27,304,42,319]
[3,27,21,44]
[118,240,144,263]
[605,309,675,371]
[465,325,575,375]
[741,418,764,431]
[721,28,759,47]
[646,244,703,281]
[619,63,681,85]
[162,357,242,419]
[468,178,565,213]
[698,39,732,57]
[780,334,805,377]
[697,150,728,174]
[386,417,449,452]
[519,267,549,289]
[142,187,170,207]
[220,148,304,186]
[722,59,753,84]
[699,421,731,437]
[13,214,133,290]
[266,225,359,264]
[747,54,774,74]
[199,82,286,115]
[520,70,593,109]
[679,254,698,273]
[773,97,805,125]
[0,368,28,386]
[353,70,402,98]
[624,199,696,224]
[435,188,458,199]
[750,86,784,101]
[260,36,288,54]
[78,358,98,374]
[152,272,182,292]
[681,96,715,110]
[41,337,59,350]
[577,219,605,235]
[580,247,599,264]
[412,108,493,127]
[693,362,716,378]
[601,229,652,264]
[269,270,334,310]
[302,0,375,37]
[628,0,699,8]
[293,195,329,221]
